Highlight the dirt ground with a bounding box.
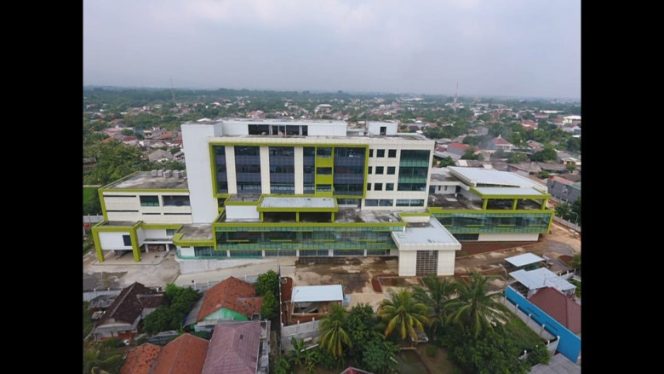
[293,256,399,310]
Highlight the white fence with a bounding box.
[83,215,104,224]
[280,320,321,352]
[553,216,581,232]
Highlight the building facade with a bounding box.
[92,119,555,276]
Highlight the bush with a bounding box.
[527,344,551,366]
[261,292,277,319]
[256,270,280,297]
[425,345,438,358]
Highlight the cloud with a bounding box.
[84,0,580,98]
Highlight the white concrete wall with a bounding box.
[307,123,347,136]
[477,233,540,241]
[437,251,456,275]
[225,205,260,221]
[260,146,271,194]
[143,229,169,239]
[221,122,249,136]
[182,124,218,223]
[294,147,304,194]
[179,246,195,257]
[225,145,238,194]
[99,232,132,250]
[104,196,139,210]
[138,214,192,224]
[136,228,146,245]
[106,211,140,221]
[367,122,398,135]
[398,251,417,276]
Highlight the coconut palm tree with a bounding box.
[413,275,456,338]
[319,303,352,358]
[83,347,122,374]
[378,289,430,343]
[445,272,508,337]
[290,337,308,368]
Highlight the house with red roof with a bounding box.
[521,119,538,130]
[120,343,161,374]
[446,142,470,156]
[529,287,581,335]
[202,320,271,374]
[185,276,263,332]
[120,334,209,374]
[487,135,514,152]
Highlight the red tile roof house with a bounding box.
[120,334,208,374]
[202,321,271,374]
[529,287,581,335]
[93,282,164,341]
[185,277,263,332]
[487,135,514,152]
[446,142,470,156]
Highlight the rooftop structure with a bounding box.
[292,285,344,303]
[103,171,188,190]
[529,287,581,335]
[202,321,270,374]
[509,268,576,296]
[448,166,547,191]
[505,253,545,268]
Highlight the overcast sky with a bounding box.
[84,0,580,99]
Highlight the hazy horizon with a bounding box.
[84,0,581,99]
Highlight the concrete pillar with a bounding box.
[294,147,304,194]
[225,146,238,194]
[482,199,489,209]
[260,146,271,194]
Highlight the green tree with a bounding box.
[121,128,134,136]
[260,292,277,320]
[361,339,398,374]
[290,338,308,368]
[345,304,382,361]
[378,290,430,342]
[530,145,557,162]
[320,304,352,358]
[527,344,551,366]
[461,149,482,160]
[445,273,508,337]
[256,270,280,297]
[507,152,528,164]
[438,156,455,167]
[555,203,571,220]
[273,356,291,374]
[413,275,456,341]
[446,327,529,374]
[85,141,150,185]
[83,347,123,374]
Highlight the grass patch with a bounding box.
[503,311,545,351]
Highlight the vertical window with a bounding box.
[166,229,176,236]
[374,183,383,191]
[369,149,374,157]
[387,167,396,175]
[380,126,387,135]
[375,166,384,174]
[122,235,132,246]
[377,149,385,157]
[367,183,372,191]
[388,149,397,158]
[368,166,372,174]
[386,183,394,191]
[139,196,159,207]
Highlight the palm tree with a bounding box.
[290,337,307,368]
[83,347,122,374]
[378,289,430,343]
[319,303,351,358]
[445,272,508,337]
[413,275,456,338]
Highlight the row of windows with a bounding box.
[364,199,425,207]
[368,166,396,175]
[367,183,395,191]
[369,149,397,158]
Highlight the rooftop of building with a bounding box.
[427,193,544,210]
[334,208,402,224]
[179,224,213,241]
[509,268,576,293]
[260,196,336,209]
[391,217,461,250]
[209,133,430,143]
[103,171,188,190]
[448,167,547,191]
[505,253,545,268]
[226,194,262,203]
[202,321,265,374]
[291,285,344,303]
[529,287,581,335]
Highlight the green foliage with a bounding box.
[272,356,291,374]
[446,327,529,374]
[438,156,455,167]
[508,152,529,164]
[121,129,134,136]
[527,344,551,366]
[260,292,277,319]
[461,149,482,160]
[569,279,581,297]
[570,254,581,271]
[445,273,508,337]
[84,188,102,215]
[462,136,482,146]
[84,141,151,185]
[83,344,124,374]
[361,338,399,374]
[256,270,280,297]
[143,284,200,335]
[320,304,352,358]
[345,304,382,360]
[565,137,580,152]
[555,201,580,225]
[538,171,550,179]
[152,160,186,170]
[378,289,430,342]
[425,345,438,358]
[413,275,456,343]
[530,146,557,162]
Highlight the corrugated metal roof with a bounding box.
[509,268,576,292]
[474,187,546,196]
[292,285,344,303]
[505,253,545,267]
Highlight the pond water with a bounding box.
[396,350,430,374]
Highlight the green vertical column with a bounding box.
[130,228,141,262]
[331,212,335,222]
[512,199,518,210]
[296,212,300,222]
[482,199,489,209]
[541,198,548,209]
[92,229,104,262]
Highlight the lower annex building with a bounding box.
[92,119,554,276]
